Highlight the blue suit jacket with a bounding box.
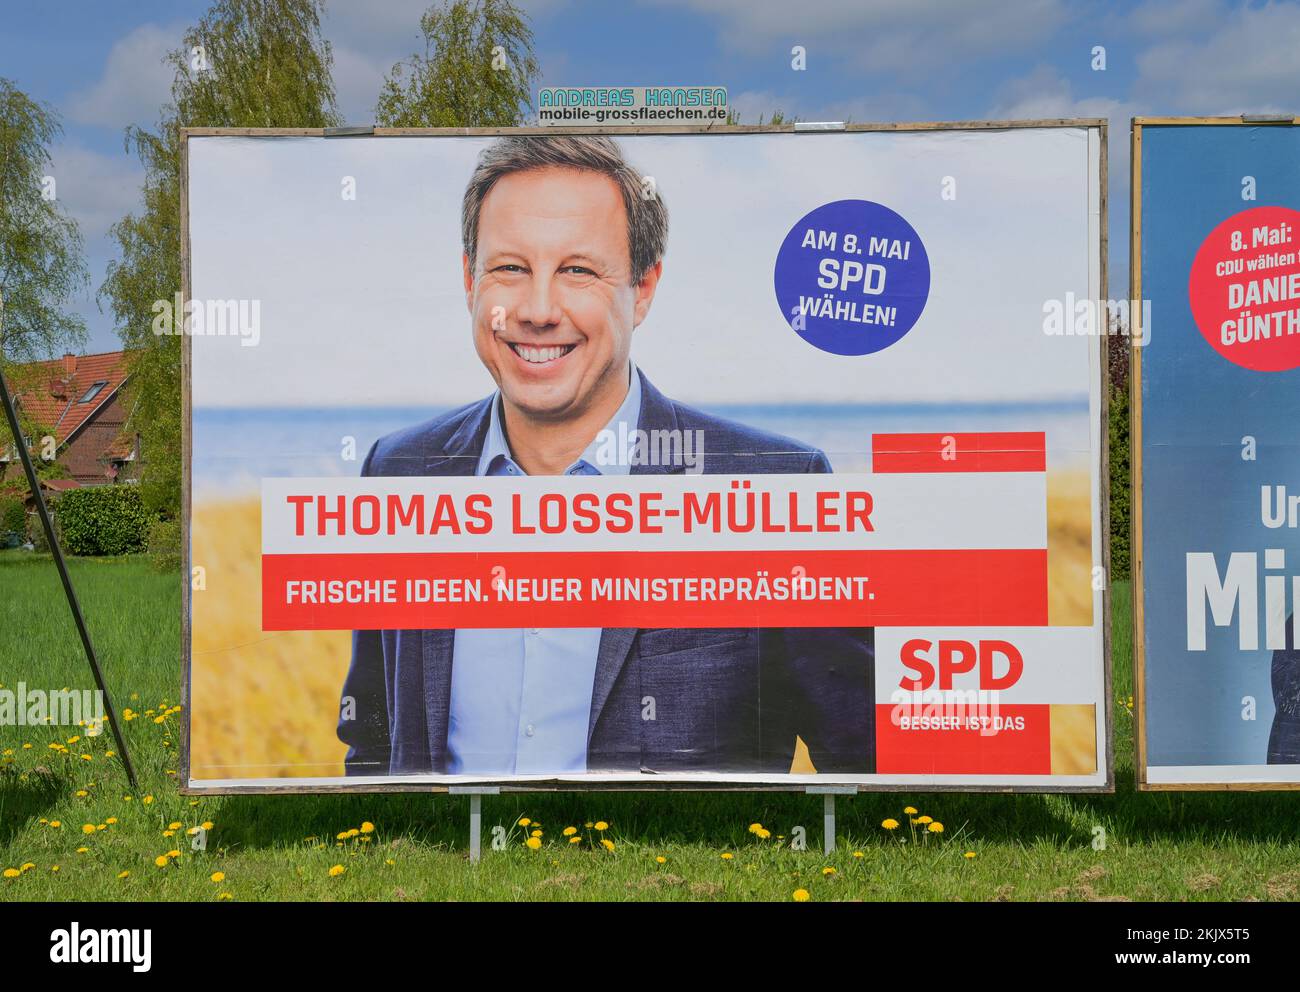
[337,369,875,776]
[1268,616,1299,763]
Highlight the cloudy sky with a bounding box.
[187,128,1098,406]
[2,0,1298,353]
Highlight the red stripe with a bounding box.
[872,432,1046,473]
[261,548,1047,630]
[874,703,1052,774]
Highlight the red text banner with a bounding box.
[260,472,1048,630]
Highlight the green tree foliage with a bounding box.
[0,79,88,364]
[99,0,341,518]
[375,0,538,127]
[0,79,89,464]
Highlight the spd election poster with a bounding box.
[1134,118,1300,789]
[181,122,1110,792]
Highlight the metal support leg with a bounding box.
[806,785,853,855]
[0,346,137,790]
[449,786,498,862]
[468,793,482,863]
[823,794,835,855]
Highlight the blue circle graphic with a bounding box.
[773,200,930,356]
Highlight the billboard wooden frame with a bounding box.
[1131,115,1300,791]
[178,119,1112,795]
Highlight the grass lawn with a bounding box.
[1,551,1298,902]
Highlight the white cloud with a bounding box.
[1135,1,1300,113]
[643,0,1068,75]
[728,87,929,125]
[45,143,144,243]
[66,23,182,131]
[989,65,1129,122]
[1124,0,1227,36]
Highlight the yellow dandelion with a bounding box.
[756,828,771,839]
[81,824,95,835]
[49,821,61,828]
[117,871,130,879]
[928,822,944,834]
[2,868,20,878]
[75,790,88,798]
[853,851,864,858]
[594,821,609,831]
[143,796,154,805]
[201,821,214,830]
[600,838,615,852]
[50,865,60,872]
[525,837,542,850]
[903,806,917,815]
[518,817,531,827]
[218,892,233,900]
[105,817,118,825]
[154,856,169,868]
[563,826,578,836]
[748,822,763,834]
[655,856,667,864]
[530,829,543,838]
[822,866,836,876]
[881,818,899,830]
[210,872,225,883]
[720,852,734,860]
[163,830,175,838]
[329,865,346,877]
[568,836,581,844]
[964,851,977,859]
[76,847,89,854]
[359,822,375,834]
[793,888,811,902]
[917,815,933,825]
[166,849,181,858]
[168,821,181,830]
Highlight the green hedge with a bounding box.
[1109,383,1130,580]
[57,485,150,556]
[0,496,24,536]
[147,516,182,571]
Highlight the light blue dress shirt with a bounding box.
[446,368,642,775]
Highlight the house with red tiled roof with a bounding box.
[0,350,140,489]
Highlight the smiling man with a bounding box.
[337,135,873,779]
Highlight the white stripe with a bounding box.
[261,472,1046,554]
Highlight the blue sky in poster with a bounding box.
[2,0,1300,353]
[1140,123,1300,766]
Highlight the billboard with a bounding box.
[181,122,1110,792]
[1133,117,1300,789]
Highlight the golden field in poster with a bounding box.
[188,469,1094,780]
